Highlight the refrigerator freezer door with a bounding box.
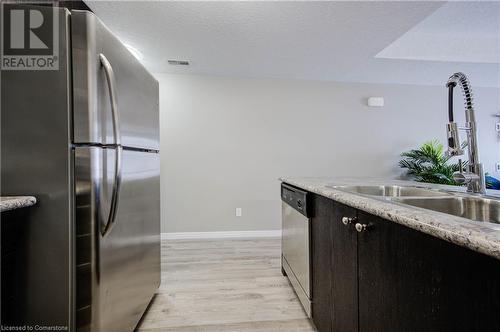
[74,147,160,331]
[71,10,159,150]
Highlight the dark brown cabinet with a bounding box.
[1,209,30,325]
[357,211,445,332]
[310,197,359,332]
[357,211,500,332]
[310,195,333,332]
[330,201,358,332]
[309,193,500,332]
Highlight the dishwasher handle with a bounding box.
[281,183,310,217]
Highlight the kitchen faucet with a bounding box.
[445,72,486,194]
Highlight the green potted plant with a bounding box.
[399,140,466,185]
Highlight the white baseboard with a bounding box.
[161,230,282,240]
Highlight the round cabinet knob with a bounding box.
[355,223,369,233]
[342,216,356,225]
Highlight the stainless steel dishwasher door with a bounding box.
[282,201,311,316]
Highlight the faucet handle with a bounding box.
[453,171,479,185]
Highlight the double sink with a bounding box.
[328,185,500,224]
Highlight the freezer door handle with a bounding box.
[99,53,122,236]
[101,145,122,236]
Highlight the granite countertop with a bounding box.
[0,196,37,212]
[280,177,500,260]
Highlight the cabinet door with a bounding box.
[331,202,358,332]
[357,211,438,332]
[357,211,500,332]
[311,195,333,332]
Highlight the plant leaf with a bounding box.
[399,140,465,186]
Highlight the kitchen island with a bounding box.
[0,196,36,212]
[280,177,500,332]
[1,195,37,325]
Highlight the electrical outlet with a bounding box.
[496,123,500,132]
[235,208,242,217]
[496,163,500,173]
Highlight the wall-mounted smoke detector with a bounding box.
[168,60,190,66]
[367,97,384,108]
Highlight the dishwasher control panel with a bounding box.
[281,183,309,217]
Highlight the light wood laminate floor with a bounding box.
[136,237,316,331]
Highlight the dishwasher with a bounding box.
[281,183,311,317]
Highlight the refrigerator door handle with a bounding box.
[99,53,122,236]
[99,53,122,146]
[101,145,122,236]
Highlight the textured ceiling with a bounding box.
[86,1,500,87]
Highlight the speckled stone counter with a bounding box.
[280,177,500,260]
[0,196,36,212]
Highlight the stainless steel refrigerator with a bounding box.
[1,6,160,331]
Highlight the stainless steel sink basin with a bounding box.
[393,196,500,224]
[329,185,451,197]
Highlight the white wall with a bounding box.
[155,74,500,233]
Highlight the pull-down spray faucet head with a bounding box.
[445,81,463,156]
[445,72,475,157]
[446,122,463,157]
